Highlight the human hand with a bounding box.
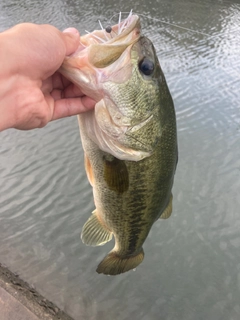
[0,23,95,131]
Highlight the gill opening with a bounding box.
[124,130,154,153]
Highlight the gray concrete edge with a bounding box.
[0,262,74,320]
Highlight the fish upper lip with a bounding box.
[81,14,141,46]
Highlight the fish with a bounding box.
[60,11,178,275]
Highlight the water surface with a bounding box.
[1,0,240,319]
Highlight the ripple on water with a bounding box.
[1,1,240,320]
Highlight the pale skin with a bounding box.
[0,23,95,131]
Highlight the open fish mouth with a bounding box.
[60,10,141,97]
[82,10,141,46]
[78,11,141,69]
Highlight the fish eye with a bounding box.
[139,58,155,76]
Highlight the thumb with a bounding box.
[62,28,80,56]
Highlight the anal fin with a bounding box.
[81,210,112,246]
[160,194,173,219]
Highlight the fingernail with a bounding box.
[63,27,79,36]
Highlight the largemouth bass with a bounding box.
[60,12,178,275]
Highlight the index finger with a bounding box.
[51,96,96,120]
[63,83,85,98]
[52,72,85,98]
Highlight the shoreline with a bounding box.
[0,262,73,320]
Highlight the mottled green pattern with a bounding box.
[102,39,164,154]
[78,36,177,274]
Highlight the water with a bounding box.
[1,0,240,319]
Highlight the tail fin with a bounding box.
[96,249,144,275]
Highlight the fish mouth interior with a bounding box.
[81,13,141,46]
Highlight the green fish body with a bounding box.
[60,14,178,275]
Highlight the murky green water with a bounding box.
[1,0,240,319]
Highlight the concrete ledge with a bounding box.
[0,286,39,320]
[0,263,73,320]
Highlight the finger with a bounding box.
[51,72,74,90]
[62,83,85,98]
[51,72,65,90]
[50,88,81,100]
[62,28,80,56]
[51,97,96,121]
[50,85,85,100]
[50,89,62,100]
[41,77,53,94]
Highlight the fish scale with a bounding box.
[60,14,177,275]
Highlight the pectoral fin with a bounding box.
[103,157,129,194]
[81,210,112,246]
[160,194,173,219]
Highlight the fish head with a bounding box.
[60,13,141,100]
[60,13,168,161]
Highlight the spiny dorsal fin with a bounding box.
[81,210,112,246]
